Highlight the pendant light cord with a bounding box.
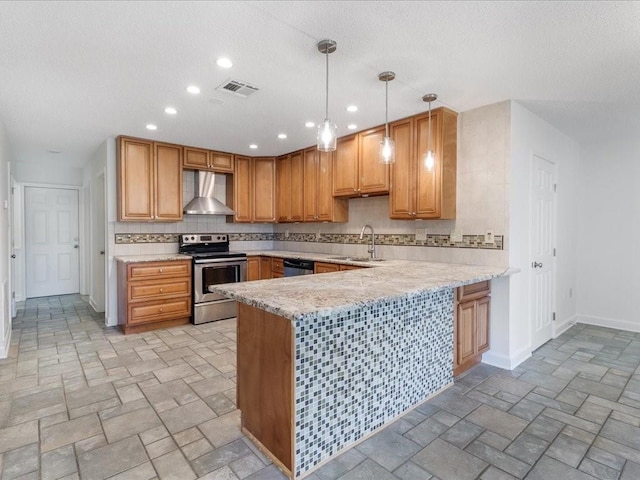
[427,100,432,152]
[325,48,329,119]
[385,78,389,137]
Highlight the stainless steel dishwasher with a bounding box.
[283,258,315,276]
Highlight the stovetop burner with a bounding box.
[178,233,246,260]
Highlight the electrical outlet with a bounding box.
[315,231,321,241]
[415,228,427,241]
[484,230,495,244]
[450,229,463,243]
[285,229,290,238]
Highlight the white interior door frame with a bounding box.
[90,170,106,313]
[22,182,83,298]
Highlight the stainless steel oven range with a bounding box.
[179,234,247,324]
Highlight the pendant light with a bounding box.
[317,39,337,152]
[378,71,396,164]
[422,93,438,170]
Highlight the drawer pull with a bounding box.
[159,307,163,313]
[159,268,164,273]
[159,288,164,293]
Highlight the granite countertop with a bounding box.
[212,253,514,320]
[114,254,192,263]
[245,250,407,268]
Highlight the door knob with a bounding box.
[532,261,543,268]
[100,251,105,255]
[74,245,79,249]
[10,254,16,259]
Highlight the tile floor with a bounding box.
[1,295,640,479]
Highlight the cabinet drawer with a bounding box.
[315,262,340,274]
[129,278,191,302]
[271,258,284,274]
[340,264,364,271]
[128,298,191,325]
[458,280,490,302]
[128,261,191,280]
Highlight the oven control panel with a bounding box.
[180,234,228,244]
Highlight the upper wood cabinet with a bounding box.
[117,136,183,222]
[303,148,348,222]
[389,107,457,219]
[230,156,276,223]
[277,151,304,222]
[333,127,390,198]
[183,146,234,173]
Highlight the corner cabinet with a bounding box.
[230,156,276,223]
[117,136,183,222]
[389,107,457,219]
[333,127,390,198]
[454,281,490,376]
[117,259,192,334]
[183,146,234,174]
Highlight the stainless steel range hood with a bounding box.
[183,171,235,215]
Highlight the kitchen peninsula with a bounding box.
[212,258,511,479]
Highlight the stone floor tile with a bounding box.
[65,383,116,410]
[575,400,612,424]
[355,429,421,471]
[526,455,598,480]
[586,445,626,471]
[329,459,396,480]
[102,406,162,443]
[140,379,196,405]
[438,419,484,449]
[466,404,529,440]
[203,392,237,416]
[477,431,512,451]
[152,449,196,479]
[546,433,590,468]
[578,457,620,480]
[465,440,530,478]
[412,438,487,480]
[562,425,596,445]
[518,371,569,392]
[601,417,640,451]
[145,436,177,459]
[41,444,77,480]
[393,461,433,480]
[568,377,623,401]
[427,390,482,417]
[244,464,288,479]
[198,410,243,448]
[77,436,149,480]
[73,434,107,455]
[465,389,514,411]
[315,447,367,479]
[504,432,548,465]
[160,399,217,434]
[116,384,145,403]
[2,443,39,479]
[182,437,213,461]
[229,453,268,478]
[139,425,170,445]
[173,427,203,447]
[0,420,38,453]
[191,439,253,477]
[403,417,449,447]
[197,465,240,480]
[621,460,640,480]
[479,466,518,479]
[508,398,545,421]
[541,407,601,434]
[106,461,157,480]
[41,414,102,453]
[154,363,198,383]
[98,398,149,422]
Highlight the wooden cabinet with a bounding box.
[389,107,457,219]
[247,257,260,281]
[117,259,192,334]
[230,156,276,223]
[454,280,491,376]
[303,148,348,222]
[260,257,272,280]
[333,127,390,198]
[183,146,234,173]
[117,137,183,222]
[277,151,304,222]
[271,258,284,278]
[314,262,340,274]
[247,256,284,280]
[339,264,363,271]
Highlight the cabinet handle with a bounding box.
[532,262,543,268]
[159,268,164,273]
[159,307,163,313]
[159,288,164,293]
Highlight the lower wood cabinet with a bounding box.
[247,256,284,280]
[117,259,192,334]
[454,280,490,376]
[314,262,340,274]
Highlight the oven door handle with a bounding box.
[193,257,248,265]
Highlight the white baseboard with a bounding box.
[554,315,577,337]
[0,327,11,359]
[483,345,531,371]
[577,314,640,333]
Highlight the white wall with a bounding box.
[576,135,640,331]
[14,162,83,186]
[484,101,579,370]
[0,119,12,358]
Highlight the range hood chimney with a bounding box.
[183,171,235,215]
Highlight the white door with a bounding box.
[530,155,557,351]
[25,187,80,298]
[91,174,106,312]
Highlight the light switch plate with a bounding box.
[415,228,427,241]
[484,230,495,244]
[285,229,290,238]
[450,229,463,243]
[315,231,321,240]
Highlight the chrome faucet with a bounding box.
[359,224,376,259]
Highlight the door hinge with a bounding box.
[553,248,556,257]
[554,184,557,192]
[553,312,556,321]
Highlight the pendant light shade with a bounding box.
[317,39,337,152]
[378,71,396,164]
[422,93,438,171]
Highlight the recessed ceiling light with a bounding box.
[249,144,258,149]
[146,124,158,130]
[346,105,358,112]
[277,133,287,139]
[216,57,233,68]
[186,85,201,94]
[347,124,357,130]
[164,107,177,115]
[305,121,315,128]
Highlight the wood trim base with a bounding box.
[242,427,293,479]
[453,353,482,377]
[119,317,190,334]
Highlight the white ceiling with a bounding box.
[0,1,638,168]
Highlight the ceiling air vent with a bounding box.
[216,79,259,98]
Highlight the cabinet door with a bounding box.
[183,147,210,170]
[316,150,345,221]
[358,126,389,195]
[260,257,272,280]
[456,300,477,366]
[154,143,183,221]
[117,137,153,221]
[234,156,253,222]
[247,257,260,281]
[333,134,359,196]
[210,152,234,173]
[314,262,340,274]
[415,112,442,218]
[389,118,415,219]
[276,155,291,222]
[289,151,304,221]
[252,157,276,222]
[476,296,490,354]
[303,148,318,221]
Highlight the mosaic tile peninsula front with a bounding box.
[115,232,504,250]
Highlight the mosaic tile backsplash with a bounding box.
[293,289,454,477]
[115,232,503,249]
